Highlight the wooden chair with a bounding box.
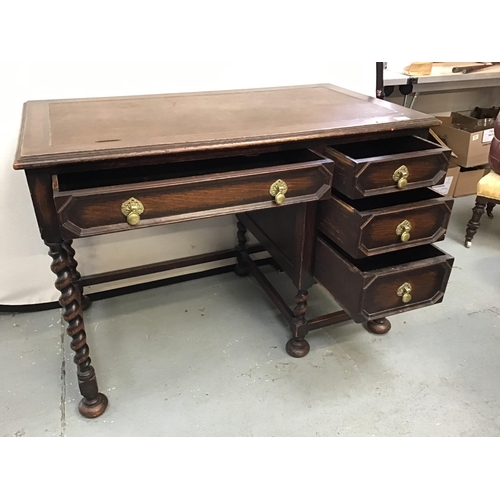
[465,114,500,248]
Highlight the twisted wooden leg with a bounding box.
[62,240,91,311]
[286,290,310,358]
[465,198,486,248]
[366,317,392,334]
[47,241,107,418]
[234,220,251,277]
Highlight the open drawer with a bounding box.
[323,135,450,199]
[53,149,333,238]
[314,236,454,323]
[318,188,454,259]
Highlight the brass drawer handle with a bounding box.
[397,282,412,303]
[269,179,288,205]
[393,165,409,189]
[121,197,144,226]
[396,219,412,242]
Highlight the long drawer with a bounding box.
[318,188,454,259]
[314,236,454,323]
[53,150,333,238]
[323,135,450,199]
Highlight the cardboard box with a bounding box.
[451,110,497,129]
[432,116,493,168]
[453,166,488,197]
[430,165,460,197]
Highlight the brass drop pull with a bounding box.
[393,165,409,189]
[121,197,144,226]
[269,179,288,205]
[396,219,412,242]
[397,282,412,303]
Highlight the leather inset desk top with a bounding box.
[15,84,440,169]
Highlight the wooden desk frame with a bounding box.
[15,84,445,418]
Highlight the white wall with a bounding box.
[0,62,375,305]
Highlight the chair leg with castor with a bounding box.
[486,202,495,219]
[465,198,487,248]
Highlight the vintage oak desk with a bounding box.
[14,84,454,418]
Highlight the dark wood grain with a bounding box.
[319,188,454,258]
[14,84,440,170]
[46,241,107,418]
[302,311,351,331]
[366,318,392,334]
[62,239,91,310]
[234,220,251,277]
[323,135,450,199]
[14,84,456,412]
[25,171,62,242]
[54,154,333,238]
[465,196,489,247]
[314,238,454,323]
[239,202,318,290]
[240,249,295,325]
[82,245,264,287]
[286,290,311,357]
[238,212,294,281]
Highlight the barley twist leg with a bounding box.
[47,241,107,418]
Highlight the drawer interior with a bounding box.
[318,234,446,272]
[330,135,442,160]
[332,187,444,211]
[56,149,324,191]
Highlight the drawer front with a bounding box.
[314,237,454,323]
[318,190,454,259]
[54,158,333,237]
[324,135,450,199]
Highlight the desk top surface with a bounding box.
[14,84,439,169]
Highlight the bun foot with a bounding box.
[78,393,108,418]
[286,338,310,358]
[81,294,92,311]
[465,240,472,248]
[234,263,250,277]
[366,317,391,335]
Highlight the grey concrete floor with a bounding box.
[1,195,500,437]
